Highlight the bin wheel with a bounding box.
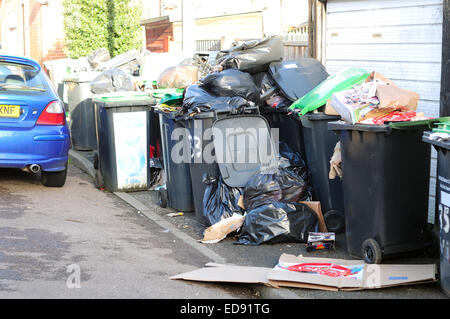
[158,189,168,208]
[323,210,345,233]
[362,239,383,264]
[93,151,99,170]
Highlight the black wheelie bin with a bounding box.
[423,121,450,297]
[328,121,434,263]
[156,109,194,213]
[183,106,259,225]
[298,112,345,233]
[93,92,157,192]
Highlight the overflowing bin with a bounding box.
[182,108,260,224]
[328,121,433,263]
[423,126,450,297]
[298,112,345,233]
[93,92,157,192]
[260,58,330,163]
[64,72,101,150]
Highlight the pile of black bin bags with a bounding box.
[176,36,319,245]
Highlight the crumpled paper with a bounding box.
[200,214,245,244]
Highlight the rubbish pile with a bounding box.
[143,36,324,247]
[289,68,428,126]
[47,39,448,295]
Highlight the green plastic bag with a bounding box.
[289,67,371,116]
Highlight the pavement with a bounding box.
[69,149,449,299]
[0,163,261,299]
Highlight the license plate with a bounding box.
[0,105,20,118]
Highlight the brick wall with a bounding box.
[29,0,43,62]
[29,0,66,64]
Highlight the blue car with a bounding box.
[0,55,70,187]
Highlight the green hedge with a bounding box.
[63,0,143,59]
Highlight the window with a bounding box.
[0,62,47,92]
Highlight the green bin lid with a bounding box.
[151,88,184,99]
[93,92,156,107]
[432,120,450,134]
[389,116,450,130]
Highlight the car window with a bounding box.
[0,61,48,92]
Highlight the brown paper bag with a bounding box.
[375,85,420,111]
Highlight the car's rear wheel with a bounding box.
[41,164,68,187]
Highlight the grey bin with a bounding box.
[181,110,265,225]
[93,93,157,192]
[64,72,101,151]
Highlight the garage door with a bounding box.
[325,0,444,222]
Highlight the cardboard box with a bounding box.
[324,99,340,116]
[299,201,327,233]
[267,254,437,291]
[171,254,437,292]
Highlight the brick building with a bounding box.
[0,0,66,65]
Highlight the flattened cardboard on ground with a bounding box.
[170,263,278,288]
[268,254,437,291]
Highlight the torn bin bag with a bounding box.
[199,69,260,104]
[202,175,244,227]
[235,202,318,245]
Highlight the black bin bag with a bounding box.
[243,167,309,211]
[90,68,134,94]
[242,169,282,211]
[199,69,260,105]
[276,167,309,203]
[179,85,254,119]
[216,36,284,74]
[202,175,244,226]
[235,202,318,245]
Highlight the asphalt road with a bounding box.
[0,164,256,299]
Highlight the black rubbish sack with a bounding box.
[179,84,255,118]
[234,202,318,245]
[216,36,284,74]
[279,140,306,168]
[199,69,260,105]
[202,175,244,227]
[243,167,310,211]
[90,68,134,94]
[243,168,283,211]
[276,167,309,203]
[252,72,276,96]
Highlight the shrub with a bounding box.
[63,0,143,58]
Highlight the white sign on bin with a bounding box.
[113,111,147,190]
